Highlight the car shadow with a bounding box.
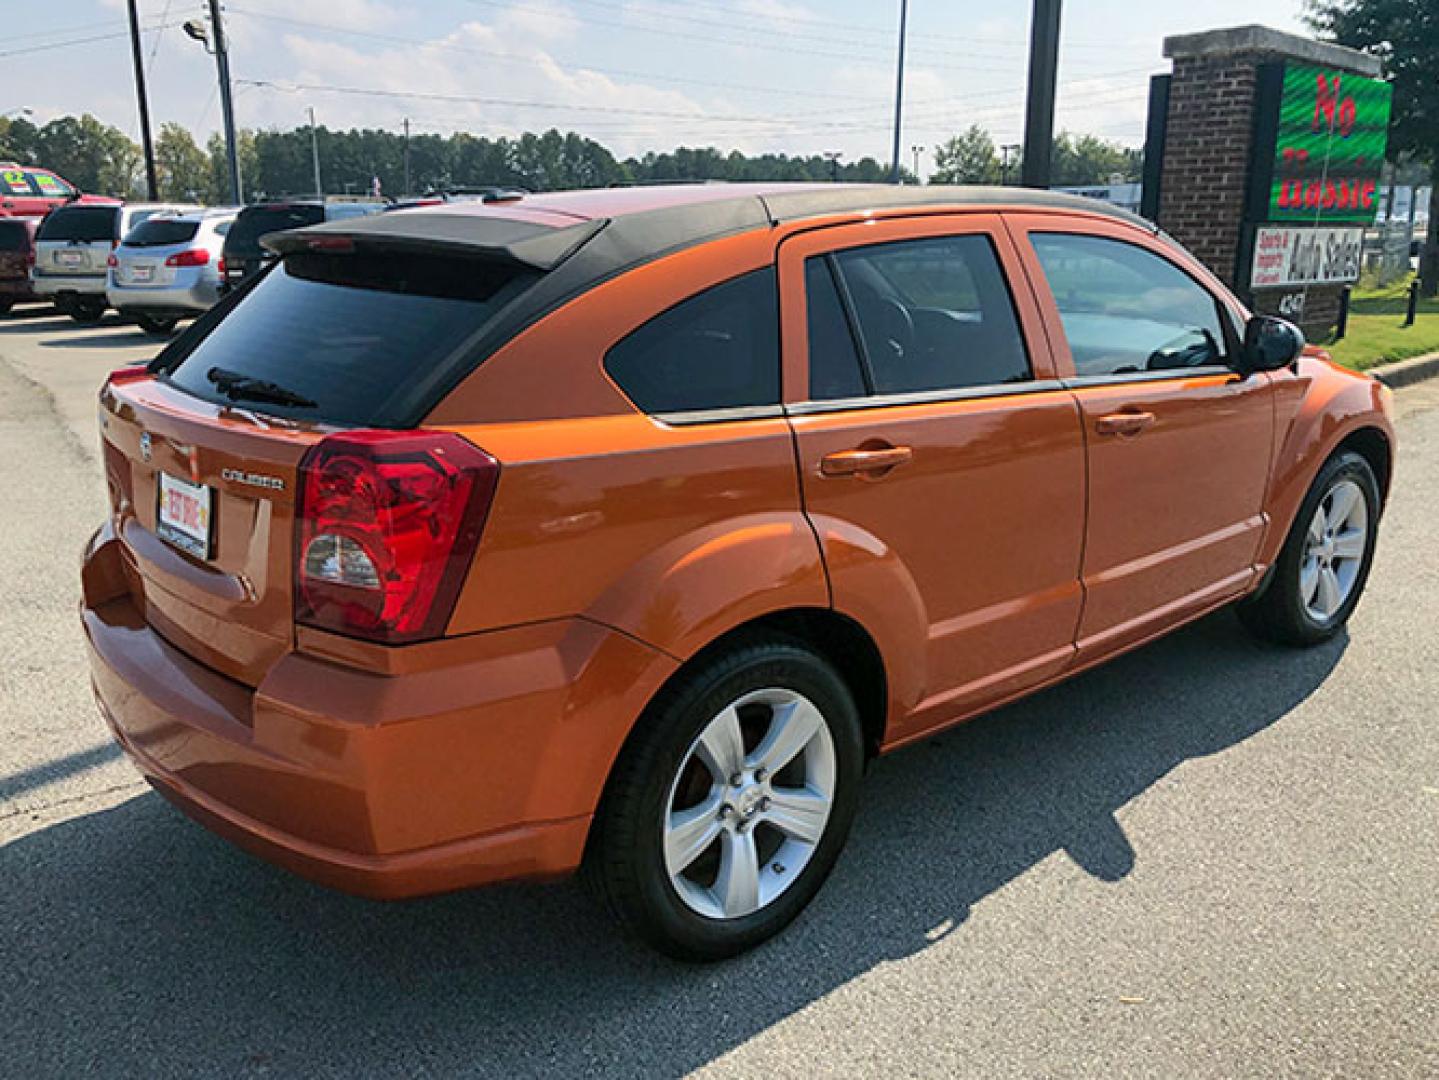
[1,610,1345,1076]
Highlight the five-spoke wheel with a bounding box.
[586,635,862,961]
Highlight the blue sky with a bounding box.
[8,0,1308,174]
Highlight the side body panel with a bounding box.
[777,214,1087,744]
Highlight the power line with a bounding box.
[0,19,183,60]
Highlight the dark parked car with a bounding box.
[221,198,385,289]
[0,216,40,314]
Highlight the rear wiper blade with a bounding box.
[206,366,317,408]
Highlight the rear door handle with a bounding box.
[1095,411,1156,436]
[820,445,913,477]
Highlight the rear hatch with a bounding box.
[0,220,32,281]
[112,218,201,288]
[102,238,543,683]
[222,204,324,287]
[35,204,118,278]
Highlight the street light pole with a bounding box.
[125,0,158,200]
[911,144,925,183]
[1020,0,1062,189]
[208,0,241,204]
[889,0,909,184]
[308,106,322,195]
[403,117,411,197]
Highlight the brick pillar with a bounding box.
[1153,26,1384,341]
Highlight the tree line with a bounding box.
[0,112,1152,203]
[0,114,919,202]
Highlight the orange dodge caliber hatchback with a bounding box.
[84,184,1395,959]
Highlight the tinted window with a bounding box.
[37,206,118,242]
[833,235,1030,394]
[605,268,779,414]
[162,253,537,427]
[124,219,199,247]
[1031,234,1228,377]
[0,221,32,252]
[225,205,326,258]
[805,257,867,400]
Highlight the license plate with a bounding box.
[58,250,83,267]
[157,473,213,559]
[130,264,153,283]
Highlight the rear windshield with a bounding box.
[160,252,538,426]
[224,205,325,258]
[37,206,118,242]
[124,219,199,247]
[0,222,32,252]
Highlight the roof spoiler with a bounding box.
[264,214,607,272]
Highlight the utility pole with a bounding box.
[889,0,909,184]
[1001,144,1021,186]
[911,144,925,183]
[308,106,322,195]
[1020,0,1062,189]
[209,0,241,203]
[125,0,158,200]
[403,117,411,197]
[823,150,843,182]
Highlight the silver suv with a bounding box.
[32,202,198,322]
[107,209,237,336]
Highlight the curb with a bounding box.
[1370,352,1439,390]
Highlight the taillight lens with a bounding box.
[217,256,226,275]
[165,248,209,267]
[295,430,499,644]
[107,252,118,267]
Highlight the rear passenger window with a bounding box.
[1031,233,1229,377]
[605,268,779,415]
[805,258,867,400]
[831,235,1030,395]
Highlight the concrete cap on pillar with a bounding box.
[1163,23,1383,77]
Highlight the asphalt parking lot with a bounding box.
[1,306,1436,1079]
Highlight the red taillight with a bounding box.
[295,430,499,644]
[217,256,226,275]
[103,362,150,389]
[165,248,209,267]
[107,252,118,268]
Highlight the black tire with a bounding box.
[1239,449,1381,646]
[585,634,864,961]
[69,297,105,324]
[136,314,179,336]
[0,298,13,316]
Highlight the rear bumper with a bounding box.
[0,278,37,301]
[32,272,105,299]
[82,524,674,899]
[109,277,219,315]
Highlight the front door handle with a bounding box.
[1095,411,1156,436]
[820,445,913,477]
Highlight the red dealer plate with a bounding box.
[156,472,213,559]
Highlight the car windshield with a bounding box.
[160,251,539,426]
[224,205,326,258]
[36,206,117,242]
[125,219,200,247]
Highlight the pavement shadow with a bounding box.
[1,610,1345,1077]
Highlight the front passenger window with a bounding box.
[1031,233,1229,377]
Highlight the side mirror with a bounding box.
[1238,315,1305,375]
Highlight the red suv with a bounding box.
[0,217,39,313]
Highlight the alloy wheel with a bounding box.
[662,688,836,920]
[1301,478,1368,622]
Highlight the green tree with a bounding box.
[155,122,209,201]
[1307,0,1439,295]
[31,115,139,196]
[0,116,42,165]
[1051,132,1141,186]
[930,126,1001,185]
[206,129,258,203]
